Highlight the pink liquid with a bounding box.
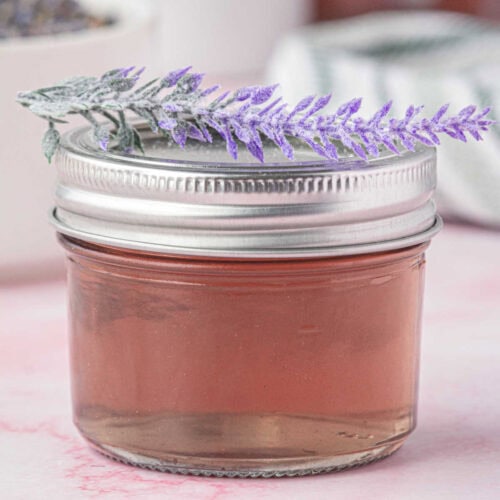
[61,235,427,476]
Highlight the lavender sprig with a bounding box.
[16,66,495,163]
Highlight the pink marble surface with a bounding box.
[1,223,499,499]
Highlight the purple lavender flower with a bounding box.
[161,66,191,88]
[16,66,496,163]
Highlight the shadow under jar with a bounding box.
[53,126,441,477]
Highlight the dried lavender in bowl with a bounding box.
[15,66,495,163]
[0,0,113,39]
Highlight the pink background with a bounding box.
[1,222,499,499]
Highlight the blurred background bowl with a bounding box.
[0,0,154,282]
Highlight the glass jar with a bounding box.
[53,126,441,477]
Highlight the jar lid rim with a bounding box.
[52,210,442,259]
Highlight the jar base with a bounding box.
[77,410,412,477]
[86,439,403,478]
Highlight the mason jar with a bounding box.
[52,125,441,477]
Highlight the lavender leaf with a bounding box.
[42,124,60,163]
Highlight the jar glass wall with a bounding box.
[61,235,427,477]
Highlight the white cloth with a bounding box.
[267,10,500,227]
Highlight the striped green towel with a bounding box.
[267,10,500,227]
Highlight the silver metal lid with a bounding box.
[52,125,441,258]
